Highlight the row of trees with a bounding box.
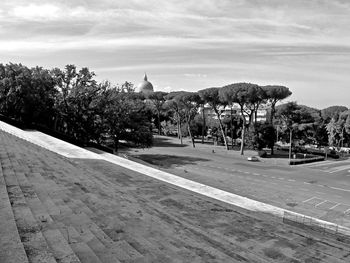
[153,84,291,155]
[275,103,350,152]
[147,83,350,155]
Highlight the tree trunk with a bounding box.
[177,121,180,139]
[187,119,195,148]
[230,107,234,148]
[201,105,205,144]
[53,115,58,131]
[177,112,183,145]
[157,111,161,135]
[113,137,119,154]
[270,104,275,124]
[179,121,183,145]
[215,109,228,150]
[254,109,258,124]
[240,120,245,155]
[288,129,292,162]
[271,141,274,155]
[240,108,246,155]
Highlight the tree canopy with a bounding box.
[263,85,292,124]
[219,82,264,154]
[198,87,229,149]
[321,106,348,121]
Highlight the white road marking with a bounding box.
[304,182,311,184]
[345,208,350,214]
[303,197,317,203]
[329,203,341,210]
[315,200,328,207]
[288,179,295,182]
[253,173,260,176]
[278,177,284,180]
[329,186,350,192]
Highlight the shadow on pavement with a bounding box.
[131,154,209,168]
[152,137,189,147]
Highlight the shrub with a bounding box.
[258,150,267,158]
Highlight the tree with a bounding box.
[0,63,57,126]
[219,83,263,155]
[255,123,276,151]
[313,119,328,146]
[276,102,316,157]
[276,102,301,159]
[223,114,240,147]
[98,85,152,152]
[30,66,58,126]
[345,115,350,135]
[51,65,102,143]
[321,106,348,121]
[147,91,168,135]
[337,110,350,147]
[164,92,186,144]
[324,110,350,148]
[174,92,201,147]
[326,118,340,147]
[198,87,228,149]
[263,85,292,124]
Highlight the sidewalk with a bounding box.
[1,120,349,237]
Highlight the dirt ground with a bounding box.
[1,130,350,262]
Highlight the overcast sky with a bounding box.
[1,0,350,108]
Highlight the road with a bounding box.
[125,136,350,228]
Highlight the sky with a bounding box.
[1,0,350,109]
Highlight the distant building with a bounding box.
[200,104,267,123]
[137,73,154,94]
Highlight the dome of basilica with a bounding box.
[137,73,154,94]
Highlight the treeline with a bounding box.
[1,62,349,155]
[148,81,350,155]
[0,63,152,152]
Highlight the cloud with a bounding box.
[184,73,207,78]
[11,4,60,21]
[2,0,350,48]
[1,0,350,108]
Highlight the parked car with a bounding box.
[247,156,259,162]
